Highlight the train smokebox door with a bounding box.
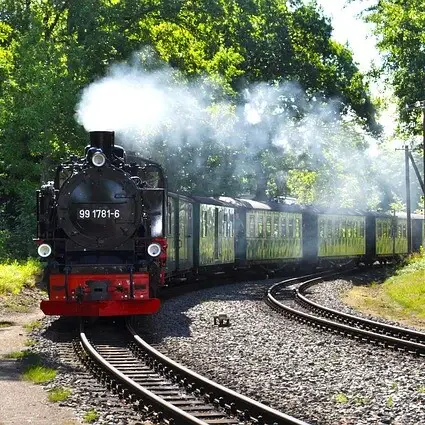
[214,207,219,259]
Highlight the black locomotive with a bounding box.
[36,131,167,316]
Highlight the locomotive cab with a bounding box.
[36,131,167,316]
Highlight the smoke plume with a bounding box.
[75,49,422,211]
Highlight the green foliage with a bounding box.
[0,259,41,295]
[48,387,72,403]
[23,365,57,383]
[0,0,378,259]
[4,350,28,359]
[365,0,425,134]
[83,409,100,423]
[382,251,425,318]
[23,320,42,332]
[334,392,349,404]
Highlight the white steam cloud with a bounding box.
[75,49,421,211]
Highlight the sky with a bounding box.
[315,0,380,73]
[315,1,401,138]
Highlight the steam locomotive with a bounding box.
[36,131,425,317]
[36,131,167,316]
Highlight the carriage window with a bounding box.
[319,221,325,238]
[229,212,234,237]
[327,220,333,238]
[382,223,387,238]
[266,215,272,237]
[257,215,264,237]
[335,220,340,238]
[281,218,287,237]
[347,221,352,238]
[295,217,300,238]
[402,224,407,238]
[223,213,228,238]
[288,218,294,238]
[360,222,365,237]
[273,216,279,238]
[249,215,255,237]
[202,211,208,238]
[377,222,382,238]
[341,221,346,238]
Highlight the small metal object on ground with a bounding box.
[214,313,230,327]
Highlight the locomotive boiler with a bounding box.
[36,131,167,316]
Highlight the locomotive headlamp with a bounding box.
[147,243,161,257]
[38,243,52,258]
[92,151,106,167]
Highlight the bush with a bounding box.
[0,258,42,295]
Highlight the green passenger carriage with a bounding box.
[317,214,366,258]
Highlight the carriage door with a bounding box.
[179,201,194,270]
[214,207,219,259]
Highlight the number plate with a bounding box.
[78,209,121,219]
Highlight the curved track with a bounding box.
[267,272,425,356]
[76,319,309,425]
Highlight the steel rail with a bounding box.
[267,274,425,355]
[127,321,309,425]
[78,320,209,425]
[296,283,425,343]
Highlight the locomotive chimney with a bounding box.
[89,131,115,158]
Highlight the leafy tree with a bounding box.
[361,0,425,134]
[0,0,380,258]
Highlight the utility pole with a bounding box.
[405,145,412,253]
[422,105,425,223]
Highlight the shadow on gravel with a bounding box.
[136,279,278,343]
[347,266,395,287]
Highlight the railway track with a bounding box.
[75,319,309,425]
[267,271,425,356]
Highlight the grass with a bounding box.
[83,409,99,423]
[4,350,29,359]
[48,386,72,403]
[24,338,36,347]
[12,351,58,384]
[353,395,369,405]
[4,350,41,362]
[24,320,42,332]
[344,251,425,328]
[22,365,57,384]
[334,392,349,404]
[0,258,41,295]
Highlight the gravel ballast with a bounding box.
[28,316,153,425]
[134,277,425,425]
